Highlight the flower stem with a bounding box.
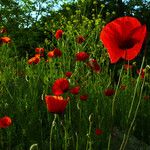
[119,72,145,150]
[50,114,57,150]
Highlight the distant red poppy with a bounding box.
[0,116,12,128]
[100,16,147,63]
[80,94,88,101]
[76,35,85,44]
[70,86,80,95]
[123,64,133,71]
[144,96,150,100]
[87,59,101,73]
[35,47,44,54]
[76,52,89,61]
[137,68,145,78]
[0,27,7,34]
[104,88,115,96]
[55,29,64,40]
[45,95,69,113]
[52,78,69,95]
[0,37,11,43]
[95,128,103,135]
[65,72,72,78]
[120,85,126,90]
[47,48,62,58]
[28,56,40,64]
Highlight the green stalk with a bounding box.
[119,71,145,150]
[50,114,57,150]
[75,132,79,150]
[127,56,145,119]
[107,65,124,150]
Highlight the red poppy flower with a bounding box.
[100,16,147,63]
[47,48,62,58]
[55,29,64,40]
[0,28,7,34]
[0,116,12,128]
[28,56,40,64]
[65,72,72,78]
[120,85,126,90]
[144,96,150,100]
[95,128,103,135]
[45,95,69,113]
[123,64,133,71]
[76,35,85,44]
[80,94,88,101]
[75,52,89,61]
[0,37,11,43]
[35,47,44,53]
[104,88,115,96]
[137,68,145,78]
[70,86,80,95]
[52,78,69,95]
[87,59,101,73]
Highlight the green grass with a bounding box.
[0,15,150,150]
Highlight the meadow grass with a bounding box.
[0,13,150,150]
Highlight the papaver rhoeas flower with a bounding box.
[76,52,89,61]
[55,29,64,40]
[0,37,11,43]
[123,64,133,71]
[120,85,126,90]
[95,129,103,135]
[45,95,69,113]
[104,88,115,96]
[0,28,7,34]
[0,116,12,128]
[76,35,85,44]
[144,96,150,100]
[87,59,101,73]
[48,48,62,58]
[28,56,40,64]
[52,78,69,95]
[70,86,80,95]
[80,94,88,101]
[100,16,147,63]
[65,72,72,78]
[137,68,145,78]
[35,47,44,53]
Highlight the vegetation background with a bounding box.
[0,0,150,150]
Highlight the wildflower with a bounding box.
[35,47,44,53]
[47,48,62,58]
[65,72,72,78]
[137,69,145,79]
[120,85,126,90]
[104,88,115,96]
[76,35,85,44]
[35,47,44,56]
[80,94,88,101]
[100,16,147,63]
[52,78,69,95]
[0,37,11,43]
[45,95,69,113]
[75,52,89,61]
[0,27,7,34]
[55,29,64,40]
[70,86,80,95]
[0,116,12,128]
[28,56,40,64]
[95,128,103,135]
[87,59,101,73]
[144,96,150,100]
[123,64,133,71]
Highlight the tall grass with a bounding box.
[0,5,150,150]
